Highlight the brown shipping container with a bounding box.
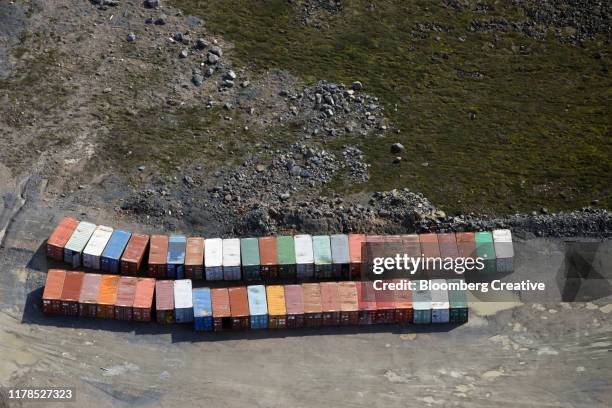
[357,281,377,325]
[211,288,231,331]
[42,269,67,315]
[374,280,396,324]
[97,275,120,318]
[185,237,205,280]
[456,232,476,260]
[114,276,138,320]
[60,271,85,316]
[133,278,156,322]
[155,280,175,324]
[46,217,79,261]
[302,283,323,328]
[121,234,149,275]
[259,237,278,280]
[348,234,366,279]
[284,284,304,329]
[228,287,250,330]
[420,233,441,274]
[148,235,169,278]
[320,282,341,326]
[79,273,102,317]
[393,279,413,323]
[338,281,359,325]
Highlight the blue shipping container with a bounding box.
[193,288,213,331]
[167,235,187,279]
[247,285,268,329]
[100,230,132,274]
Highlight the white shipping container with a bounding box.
[82,225,114,270]
[493,229,514,273]
[64,221,97,267]
[174,279,193,309]
[222,238,241,280]
[330,234,350,264]
[204,238,223,280]
[294,234,314,279]
[430,279,450,323]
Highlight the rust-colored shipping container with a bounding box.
[133,278,156,322]
[348,234,366,279]
[393,279,413,323]
[357,281,377,325]
[211,288,231,331]
[320,282,341,326]
[284,284,304,329]
[419,233,441,275]
[114,276,138,321]
[456,232,476,260]
[185,237,205,280]
[266,285,286,329]
[302,283,323,328]
[155,280,174,324]
[42,269,67,315]
[148,235,169,279]
[374,281,396,324]
[60,271,85,316]
[97,275,120,318]
[46,217,79,261]
[259,237,278,280]
[78,273,102,317]
[121,234,149,276]
[228,287,250,330]
[338,281,359,325]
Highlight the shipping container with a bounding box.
[284,284,304,328]
[114,276,138,321]
[356,281,377,325]
[185,237,205,280]
[241,238,261,281]
[96,274,120,319]
[155,280,175,324]
[374,281,396,324]
[64,221,96,267]
[211,288,231,331]
[46,217,79,261]
[204,238,223,281]
[42,269,66,315]
[493,229,514,273]
[456,232,476,262]
[330,234,350,278]
[392,279,413,323]
[294,234,314,280]
[247,285,268,329]
[100,230,131,274]
[222,238,241,281]
[384,236,405,278]
[430,279,450,323]
[148,235,169,279]
[419,233,441,275]
[78,273,102,318]
[447,279,469,324]
[83,225,114,270]
[133,278,156,322]
[259,237,278,280]
[266,285,286,329]
[401,234,422,275]
[312,235,332,279]
[174,279,193,323]
[320,282,341,326]
[438,233,460,277]
[276,236,296,279]
[364,235,386,278]
[338,281,359,325]
[120,234,149,276]
[412,281,432,324]
[302,283,322,328]
[475,231,496,273]
[60,271,85,316]
[192,287,213,331]
[229,287,250,330]
[348,234,366,279]
[167,235,187,279]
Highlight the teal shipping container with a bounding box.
[312,235,332,279]
[475,231,496,273]
[447,279,469,324]
[276,236,296,279]
[412,281,432,324]
[241,238,261,281]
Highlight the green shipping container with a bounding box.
[241,238,261,281]
[447,279,469,324]
[312,235,332,279]
[412,282,432,324]
[475,231,496,273]
[276,236,296,279]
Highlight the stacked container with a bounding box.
[229,287,250,330]
[46,217,79,261]
[114,276,138,320]
[412,281,432,324]
[302,283,323,328]
[348,234,366,279]
[247,285,268,329]
[312,235,332,279]
[475,231,496,273]
[97,274,120,318]
[320,282,341,326]
[241,238,261,281]
[78,273,102,317]
[82,225,114,270]
[204,238,223,281]
[59,271,84,316]
[338,282,359,325]
[167,235,187,279]
[148,235,169,279]
[155,280,175,324]
[132,278,156,322]
[374,282,396,324]
[64,221,96,267]
[211,288,231,331]
[222,238,241,280]
[284,284,304,328]
[430,279,450,323]
[266,285,286,329]
[493,229,514,273]
[100,230,131,274]
[393,279,413,323]
[259,237,278,280]
[447,279,469,324]
[174,279,194,323]
[192,287,213,331]
[120,234,149,276]
[294,234,314,280]
[42,269,67,315]
[330,234,350,278]
[185,237,205,280]
[356,281,377,325]
[276,236,296,279]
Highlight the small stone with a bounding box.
[195,38,208,50]
[179,49,188,58]
[240,80,250,88]
[390,142,405,154]
[103,87,112,93]
[173,32,183,42]
[138,165,145,171]
[225,70,237,80]
[393,157,402,164]
[207,53,219,64]
[205,67,215,77]
[540,207,549,214]
[223,79,234,88]
[154,15,167,25]
[209,45,222,57]
[224,194,232,201]
[127,32,136,42]
[144,0,159,9]
[279,193,290,200]
[255,164,266,172]
[192,73,203,86]
[183,175,194,184]
[352,81,363,90]
[279,90,288,97]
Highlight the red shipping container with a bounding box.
[114,276,138,320]
[348,234,366,279]
[148,235,169,278]
[121,234,149,276]
[46,217,79,261]
[284,284,304,329]
[79,273,102,317]
[357,281,377,325]
[338,281,359,325]
[302,283,323,328]
[320,282,341,326]
[42,269,66,315]
[185,237,205,280]
[60,271,85,316]
[456,232,476,260]
[259,237,278,280]
[374,280,396,324]
[211,288,231,331]
[155,280,174,324]
[133,278,156,322]
[229,287,250,330]
[97,275,120,318]
[393,279,413,323]
[419,233,441,274]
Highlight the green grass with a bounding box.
[172,0,610,213]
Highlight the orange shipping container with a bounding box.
[46,217,79,261]
[284,284,304,329]
[320,282,341,326]
[78,273,102,317]
[302,283,323,328]
[121,234,149,276]
[229,287,250,330]
[42,269,67,315]
[338,281,359,325]
[393,279,413,323]
[133,278,156,321]
[456,232,476,260]
[155,280,174,324]
[97,275,120,318]
[211,288,231,331]
[185,237,205,280]
[357,281,377,325]
[60,271,85,316]
[259,237,278,280]
[374,280,395,324]
[266,285,286,329]
[114,276,138,320]
[148,235,169,278]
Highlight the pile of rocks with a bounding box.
[297,0,343,27]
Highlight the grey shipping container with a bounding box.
[493,229,514,273]
[205,238,223,281]
[63,221,96,267]
[222,238,241,280]
[330,234,350,278]
[294,234,314,280]
[174,279,194,323]
[430,279,450,323]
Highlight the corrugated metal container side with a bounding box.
[419,233,441,275]
[83,225,114,270]
[204,238,223,281]
[173,279,194,323]
[222,238,241,281]
[493,229,514,273]
[133,278,156,322]
[60,271,85,316]
[211,288,231,331]
[78,273,102,318]
[338,281,359,325]
[284,284,304,328]
[312,235,333,279]
[259,237,278,280]
[120,234,149,276]
[401,234,422,275]
[185,237,205,280]
[42,269,67,315]
[392,279,413,323]
[356,281,377,325]
[97,275,120,318]
[438,233,459,260]
[247,285,268,329]
[348,234,366,279]
[475,231,496,273]
[276,236,296,279]
[430,279,450,323]
[456,232,476,262]
[294,234,314,280]
[374,281,396,324]
[47,217,79,261]
[266,285,286,329]
[148,235,169,279]
[114,276,138,321]
[155,280,175,324]
[412,281,432,324]
[301,283,322,328]
[101,230,131,274]
[192,287,213,331]
[64,221,96,267]
[320,282,341,326]
[330,234,350,279]
[167,235,187,280]
[447,279,469,324]
[241,238,261,281]
[229,287,250,330]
